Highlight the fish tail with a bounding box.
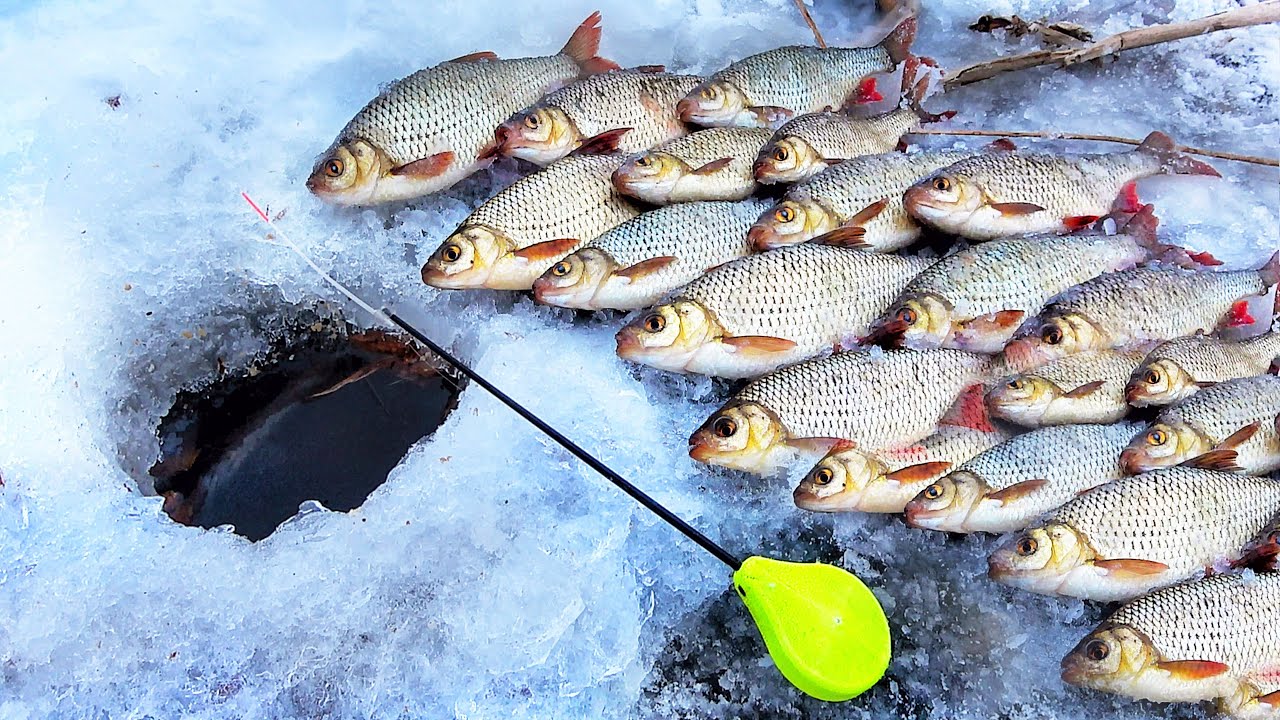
[1260,250,1280,289]
[1136,131,1221,177]
[881,15,917,66]
[563,11,619,75]
[900,55,954,124]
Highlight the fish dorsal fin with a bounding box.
[633,64,667,73]
[1220,421,1261,449]
[883,461,952,484]
[1154,660,1230,680]
[690,158,733,175]
[614,256,676,280]
[721,335,798,354]
[1062,380,1106,399]
[511,238,579,263]
[988,202,1045,216]
[575,128,632,155]
[447,51,498,63]
[985,479,1047,504]
[1182,448,1242,473]
[1093,558,1170,577]
[986,138,1017,152]
[390,152,455,178]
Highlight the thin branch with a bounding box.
[909,127,1279,168]
[793,0,827,48]
[945,0,1280,90]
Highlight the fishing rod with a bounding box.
[241,192,891,703]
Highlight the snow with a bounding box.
[0,0,1276,718]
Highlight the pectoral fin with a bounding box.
[985,479,1047,504]
[390,152,455,178]
[1221,421,1261,449]
[848,198,889,226]
[1093,558,1170,577]
[989,202,1045,215]
[1154,660,1230,680]
[1181,448,1242,473]
[511,238,580,263]
[1062,380,1107,399]
[720,335,798,354]
[883,462,952,484]
[614,256,676,280]
[1259,690,1280,707]
[575,128,631,155]
[809,225,868,249]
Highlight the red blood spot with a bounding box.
[856,77,883,104]
[1114,181,1142,213]
[1227,300,1256,328]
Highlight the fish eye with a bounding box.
[636,155,652,167]
[1144,369,1161,385]
[551,261,572,277]
[922,483,944,500]
[701,86,718,99]
[324,159,344,178]
[932,176,951,192]
[523,114,540,129]
[713,416,737,438]
[813,468,834,486]
[1146,429,1167,446]
[896,307,918,325]
[772,146,788,162]
[775,207,795,223]
[1015,535,1038,556]
[643,313,665,333]
[1041,325,1064,345]
[442,244,461,262]
[1007,378,1025,390]
[1085,640,1110,662]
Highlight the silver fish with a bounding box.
[985,350,1145,427]
[1126,332,1280,407]
[753,108,920,185]
[612,128,772,204]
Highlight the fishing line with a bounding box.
[241,192,741,569]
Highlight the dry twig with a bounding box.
[910,127,1279,168]
[945,1,1280,89]
[793,0,827,47]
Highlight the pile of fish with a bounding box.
[305,10,1280,718]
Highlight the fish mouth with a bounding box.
[862,319,908,349]
[676,97,702,124]
[986,553,1014,580]
[903,500,949,530]
[614,328,643,359]
[1003,338,1049,372]
[902,186,947,219]
[751,159,776,181]
[421,265,479,290]
[1060,654,1090,687]
[747,224,784,251]
[688,435,719,464]
[1118,447,1150,475]
[1123,383,1150,405]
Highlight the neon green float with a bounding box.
[734,556,891,702]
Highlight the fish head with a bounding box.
[1119,422,1204,473]
[307,139,390,206]
[874,294,953,350]
[689,402,790,475]
[677,80,750,128]
[1061,625,1160,695]
[495,106,579,165]
[611,151,688,203]
[984,375,1059,425]
[747,200,834,250]
[903,171,985,231]
[904,470,986,531]
[1004,314,1102,369]
[1124,359,1195,407]
[793,447,887,512]
[614,300,719,372]
[532,248,617,309]
[988,522,1091,593]
[421,224,510,289]
[753,137,822,184]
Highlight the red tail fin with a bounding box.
[881,15,917,65]
[563,12,619,75]
[940,384,996,433]
[1136,131,1220,177]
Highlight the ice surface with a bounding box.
[0,0,1276,717]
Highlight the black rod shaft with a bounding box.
[386,312,743,571]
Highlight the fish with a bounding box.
[421,154,642,290]
[903,131,1221,240]
[1119,375,1280,476]
[686,348,997,476]
[985,350,1145,427]
[903,422,1138,534]
[1004,254,1280,369]
[752,57,950,184]
[307,12,616,205]
[615,245,934,378]
[493,69,702,166]
[865,207,1165,352]
[987,467,1280,602]
[532,198,769,310]
[677,16,916,129]
[793,426,1005,514]
[746,150,972,252]
[611,128,773,204]
[1126,332,1280,407]
[1061,573,1280,718]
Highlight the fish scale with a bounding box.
[734,349,995,450]
[1038,267,1271,345]
[770,109,919,160]
[537,71,702,152]
[465,154,641,245]
[1151,375,1280,472]
[341,55,581,172]
[1104,573,1280,694]
[1050,468,1280,577]
[678,244,933,357]
[715,46,895,112]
